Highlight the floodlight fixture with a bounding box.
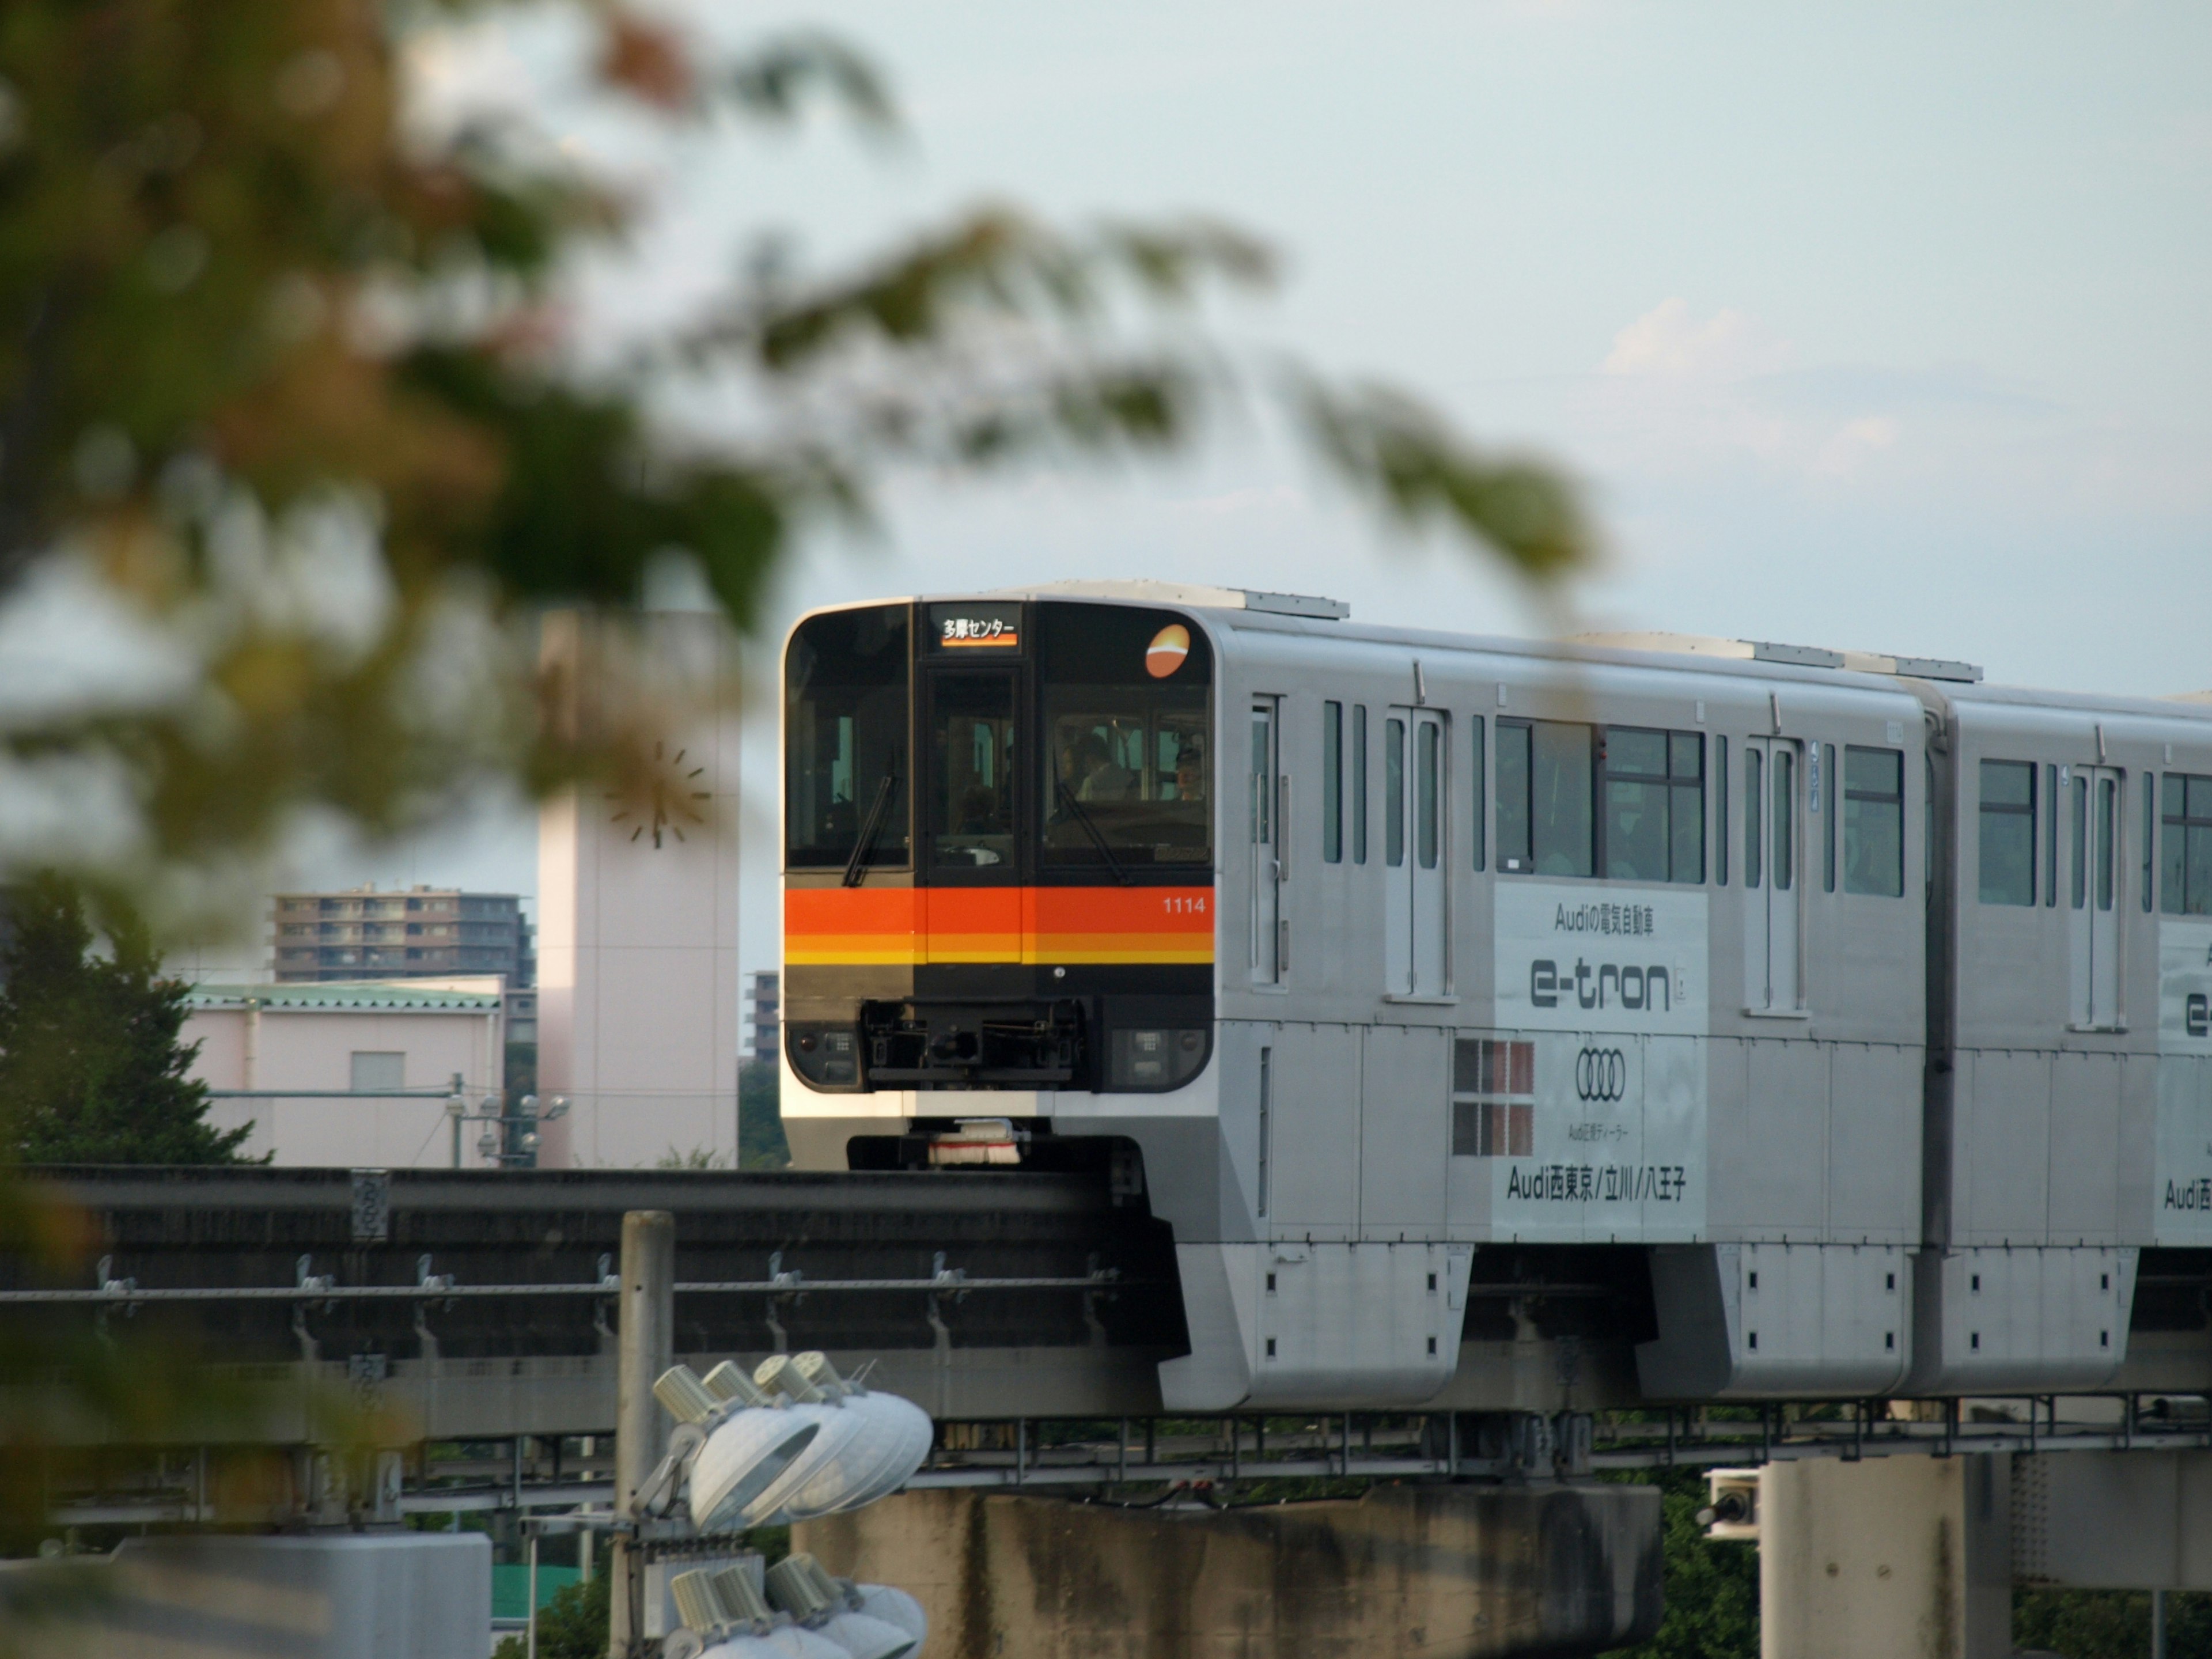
[764,1554,915,1659]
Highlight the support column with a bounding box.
[608,1210,673,1658]
[798,1481,1662,1658]
[1759,1454,2010,1659]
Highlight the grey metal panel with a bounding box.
[1961,1050,2051,1244]
[1741,1040,1828,1238]
[1207,1020,1270,1244]
[1635,1242,1909,1398]
[1827,1043,1918,1240]
[1265,1023,1361,1236]
[1906,1244,2135,1393]
[2118,1050,2158,1246]
[2050,1051,2123,1243]
[1705,1037,1751,1234]
[1359,1024,1449,1234]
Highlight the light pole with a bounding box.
[448,1085,569,1169]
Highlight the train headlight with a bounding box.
[765,1555,916,1659]
[1108,1028,1209,1089]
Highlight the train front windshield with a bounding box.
[785,599,1214,880]
[1037,604,1212,871]
[786,604,911,871]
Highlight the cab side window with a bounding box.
[1977,759,2036,906]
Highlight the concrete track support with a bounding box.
[1759,1454,2012,1659]
[797,1481,1661,1659]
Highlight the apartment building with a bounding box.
[271,887,535,987]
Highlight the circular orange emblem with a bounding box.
[1145,623,1190,679]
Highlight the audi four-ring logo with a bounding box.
[1575,1047,1627,1103]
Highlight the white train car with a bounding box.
[778,580,2212,1408]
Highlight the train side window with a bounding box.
[1353,704,1370,865]
[1385,717,1407,867]
[1417,718,1441,869]
[2070,773,2089,909]
[2162,773,2212,915]
[1495,719,1594,877]
[2096,776,2118,911]
[1745,747,1763,889]
[1497,721,1531,871]
[1977,759,2036,906]
[1599,726,1702,883]
[2143,774,2157,912]
[1322,701,1343,864]
[1716,737,1729,886]
[1823,743,1838,893]
[2045,764,2059,907]
[1843,746,1904,897]
[1472,717,1487,872]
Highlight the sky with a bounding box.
[199,1,2212,977]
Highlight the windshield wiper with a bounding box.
[841,770,900,888]
[1055,779,1131,887]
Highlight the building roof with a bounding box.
[185,982,503,1013]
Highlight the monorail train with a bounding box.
[779,580,2212,1410]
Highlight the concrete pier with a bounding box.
[797,1480,1662,1659]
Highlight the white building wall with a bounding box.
[186,998,504,1169]
[536,611,743,1169]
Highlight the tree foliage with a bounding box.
[2014,1588,2212,1658]
[1601,1467,1759,1659]
[0,0,1593,919]
[0,872,252,1164]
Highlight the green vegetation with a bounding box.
[492,1568,608,1659]
[1601,1467,1759,1659]
[740,1059,790,1169]
[2014,1589,2212,1658]
[0,873,253,1164]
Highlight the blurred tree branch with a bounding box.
[0,0,1595,912]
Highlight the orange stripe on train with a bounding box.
[785,885,1214,965]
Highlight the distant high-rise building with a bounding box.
[271,887,535,987]
[747,970,781,1065]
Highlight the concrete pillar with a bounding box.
[608,1210,674,1658]
[797,1481,1661,1658]
[1760,1454,2010,1659]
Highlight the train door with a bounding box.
[1385,707,1446,996]
[2067,764,2123,1028]
[1743,738,1801,1012]
[1251,700,1282,983]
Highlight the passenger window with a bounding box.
[1823,744,1838,893]
[1353,705,1369,865]
[1843,746,1904,897]
[1716,737,1729,886]
[1322,701,1343,863]
[1745,747,1763,889]
[1772,749,1794,892]
[1417,719,1441,869]
[1977,759,2036,906]
[1385,717,1406,868]
[1471,718,1487,872]
[2162,774,2212,916]
[1599,726,1703,883]
[1496,719,1594,877]
[2045,764,2059,906]
[2070,774,2088,909]
[2097,777,2117,911]
[2143,775,2156,912]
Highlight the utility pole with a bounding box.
[608,1211,673,1658]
